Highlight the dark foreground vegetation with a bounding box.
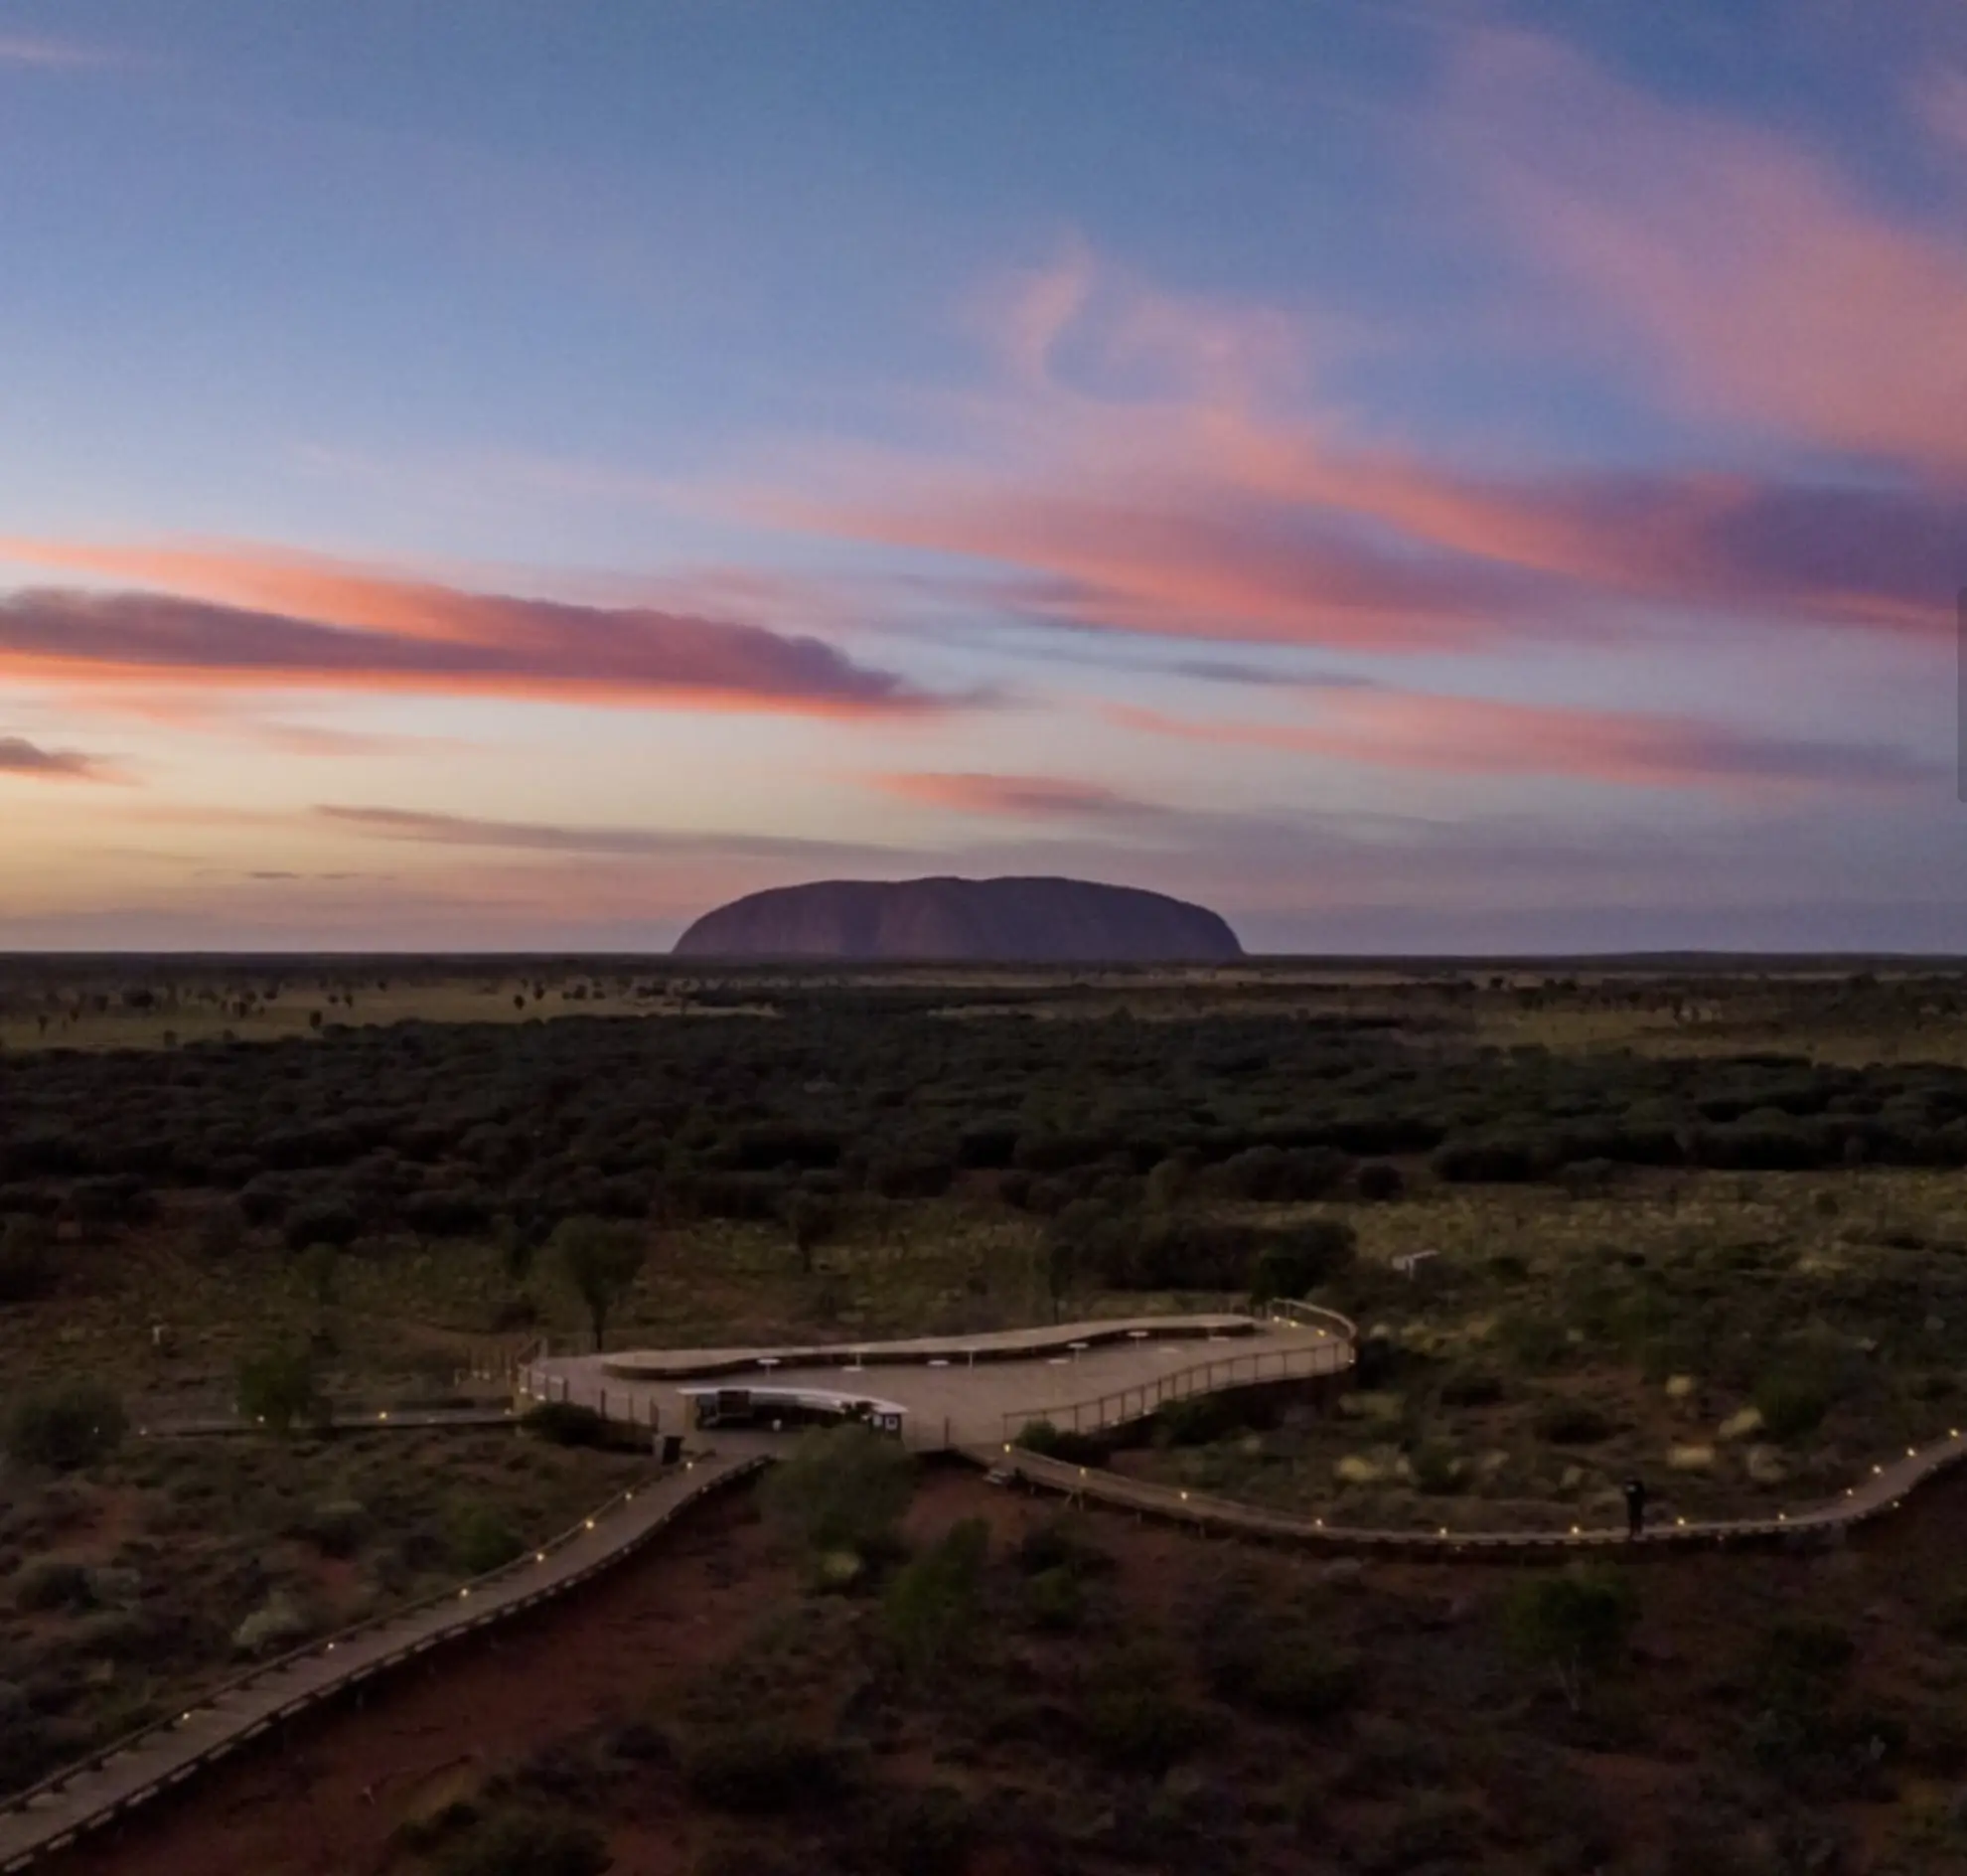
[5,959,1967,1868]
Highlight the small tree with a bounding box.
[1250,1218,1357,1304]
[1043,1200,1105,1323]
[883,1516,988,1678]
[782,1191,840,1277]
[760,1422,914,1559]
[551,1216,644,1351]
[1503,1565,1638,1712]
[236,1344,324,1436]
[5,1381,125,1471]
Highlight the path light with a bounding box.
[326,1642,336,1652]
[1907,1448,1916,1458]
[459,1588,470,1600]
[1314,1517,1323,1528]
[585,1519,595,1530]
[1570,1525,1580,1536]
[535,1552,546,1564]
[1676,1516,1686,1527]
[1180,1490,1189,1501]
[378,1410,388,1422]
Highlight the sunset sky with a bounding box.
[2,0,1964,952]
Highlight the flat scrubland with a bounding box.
[6,957,1967,1867]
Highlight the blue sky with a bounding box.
[1,0,1963,951]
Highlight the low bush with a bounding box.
[5,1381,126,1471]
[1081,1666,1209,1775]
[760,1423,914,1559]
[434,1808,611,1876]
[522,1401,608,1448]
[14,1559,93,1613]
[682,1727,848,1813]
[1355,1161,1406,1202]
[449,1501,524,1576]
[851,1782,977,1875]
[1753,1368,1835,1442]
[1010,1420,1107,1466]
[235,1345,325,1436]
[1535,1401,1616,1446]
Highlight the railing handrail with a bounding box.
[998,1335,1352,1442]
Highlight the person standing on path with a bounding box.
[1623,1476,1648,1540]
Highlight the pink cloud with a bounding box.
[1452,33,1967,479]
[736,243,1957,654]
[0,541,951,715]
[1109,696,1938,795]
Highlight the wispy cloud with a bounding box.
[0,542,959,715]
[859,771,1169,820]
[1452,32,1967,479]
[317,804,909,863]
[1110,696,1941,796]
[0,33,120,69]
[732,237,1958,657]
[0,734,116,782]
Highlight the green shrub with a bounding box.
[1503,1566,1639,1711]
[449,1501,524,1576]
[235,1344,325,1435]
[1753,1368,1834,1442]
[522,1401,608,1448]
[760,1423,914,1558]
[5,1381,126,1471]
[1022,1565,1088,1633]
[1010,1418,1106,1466]
[1082,1670,1208,1774]
[882,1518,987,1677]
[1013,1514,1114,1580]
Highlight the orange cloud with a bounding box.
[0,542,951,715]
[1109,697,1938,796]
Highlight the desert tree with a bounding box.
[552,1215,645,1350]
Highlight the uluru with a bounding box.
[672,875,1244,963]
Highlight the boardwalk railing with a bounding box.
[0,1454,769,1874]
[999,1333,1353,1444]
[985,1424,1967,1558]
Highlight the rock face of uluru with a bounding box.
[672,876,1243,963]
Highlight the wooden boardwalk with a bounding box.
[973,1427,1967,1555]
[0,1448,768,1874]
